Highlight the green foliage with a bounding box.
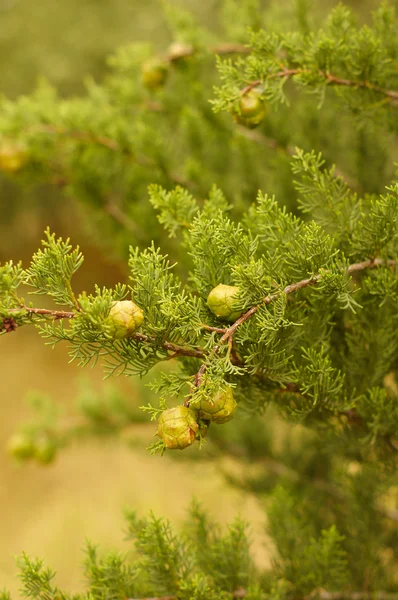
[268,488,349,592]
[1,145,398,445]
[84,544,139,600]
[186,501,252,593]
[2,0,398,261]
[17,554,67,600]
[3,506,256,600]
[2,0,398,597]
[26,228,83,308]
[213,2,398,125]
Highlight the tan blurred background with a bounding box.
[0,0,381,594]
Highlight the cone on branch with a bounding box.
[234,89,266,129]
[207,284,242,322]
[7,434,35,461]
[157,406,199,450]
[141,58,169,90]
[195,385,237,424]
[106,300,144,339]
[33,436,57,465]
[0,141,28,173]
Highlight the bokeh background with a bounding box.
[0,0,385,595]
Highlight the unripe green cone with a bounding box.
[234,89,266,129]
[141,58,169,90]
[196,385,237,424]
[7,433,34,461]
[207,284,241,322]
[0,142,28,172]
[157,406,199,450]
[107,300,144,339]
[33,437,57,465]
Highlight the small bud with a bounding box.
[196,385,237,424]
[34,436,57,465]
[107,300,144,339]
[234,89,266,129]
[7,433,34,461]
[207,284,241,322]
[0,142,28,173]
[157,406,199,450]
[141,58,169,90]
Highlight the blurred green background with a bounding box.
[0,0,386,594]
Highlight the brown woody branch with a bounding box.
[190,258,397,392]
[132,332,205,360]
[5,307,206,359]
[223,258,396,344]
[9,306,75,320]
[252,68,398,101]
[166,42,249,63]
[4,258,396,368]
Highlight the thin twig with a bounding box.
[27,124,120,151]
[9,306,76,320]
[132,332,205,360]
[255,68,398,101]
[5,308,205,359]
[190,258,397,392]
[166,42,249,62]
[223,258,396,345]
[4,258,396,367]
[199,323,228,333]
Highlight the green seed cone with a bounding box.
[234,89,266,129]
[157,406,199,450]
[7,433,35,461]
[107,300,144,339]
[206,284,241,322]
[34,437,57,465]
[141,59,169,90]
[0,142,28,172]
[196,385,237,424]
